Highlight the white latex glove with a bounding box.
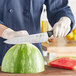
[53,17,71,38]
[2,28,29,39]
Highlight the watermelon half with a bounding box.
[48,57,76,70]
[1,43,45,73]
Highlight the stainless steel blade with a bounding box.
[4,32,49,44]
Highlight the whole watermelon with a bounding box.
[1,43,45,73]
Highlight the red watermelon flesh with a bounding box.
[48,57,76,70]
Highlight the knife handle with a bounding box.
[47,30,53,37]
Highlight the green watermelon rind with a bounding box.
[74,66,76,70]
[57,56,76,59]
[1,44,45,73]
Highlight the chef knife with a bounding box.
[4,30,53,44]
[4,30,56,62]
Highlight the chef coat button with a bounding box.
[23,9,29,16]
[9,9,14,13]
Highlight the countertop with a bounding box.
[42,38,76,57]
[0,66,76,76]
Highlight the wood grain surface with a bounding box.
[0,66,76,76]
[42,38,76,57]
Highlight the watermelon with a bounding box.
[48,57,76,70]
[1,43,45,73]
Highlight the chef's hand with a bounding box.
[1,28,29,39]
[53,17,71,38]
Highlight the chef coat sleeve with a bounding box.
[0,20,5,25]
[45,0,75,32]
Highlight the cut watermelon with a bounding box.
[1,44,45,73]
[48,57,76,70]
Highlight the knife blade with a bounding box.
[4,30,53,44]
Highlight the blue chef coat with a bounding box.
[0,0,75,65]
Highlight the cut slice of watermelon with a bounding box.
[48,57,76,70]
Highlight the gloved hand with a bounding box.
[2,28,29,39]
[53,17,71,38]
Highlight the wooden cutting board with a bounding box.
[0,66,76,76]
[42,38,76,57]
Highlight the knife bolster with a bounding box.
[47,30,53,37]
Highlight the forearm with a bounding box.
[0,24,8,37]
[45,0,75,31]
[0,24,29,39]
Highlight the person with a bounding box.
[0,0,75,66]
